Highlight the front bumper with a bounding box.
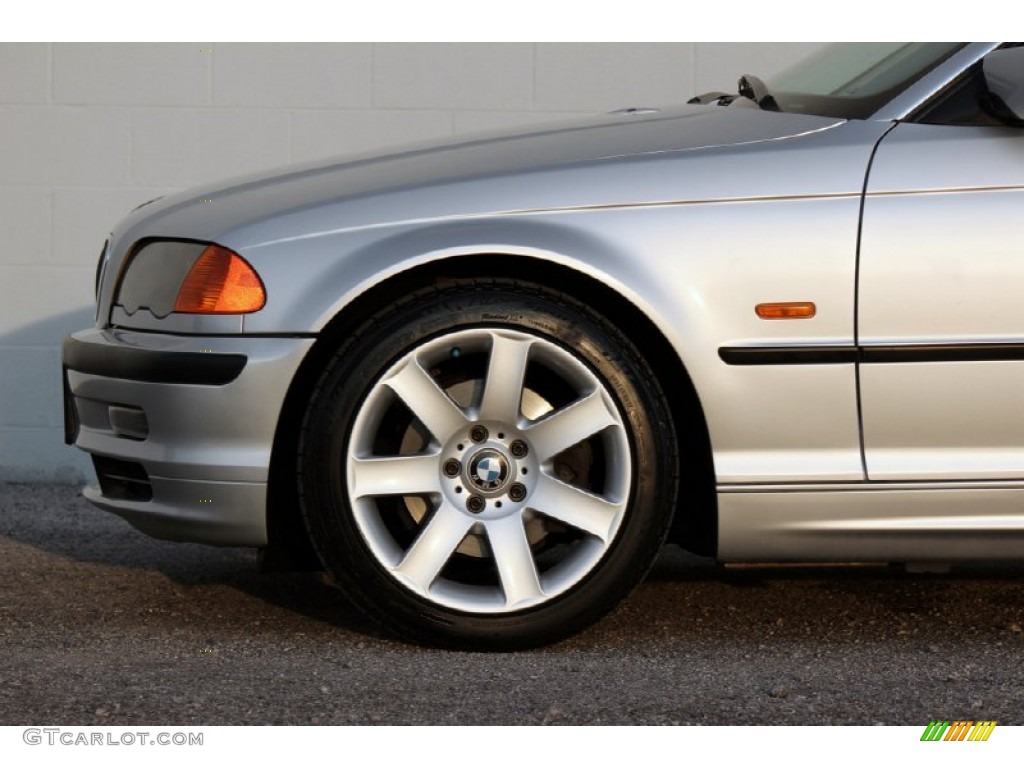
[62,328,315,546]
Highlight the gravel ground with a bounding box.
[1,482,1023,725]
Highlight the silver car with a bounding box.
[62,43,1024,649]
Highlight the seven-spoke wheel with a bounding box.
[347,328,631,613]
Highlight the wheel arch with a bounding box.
[263,253,717,571]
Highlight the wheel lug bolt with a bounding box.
[469,425,489,443]
[443,459,461,477]
[509,440,528,458]
[508,483,527,502]
[467,495,485,514]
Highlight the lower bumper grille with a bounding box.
[92,456,152,502]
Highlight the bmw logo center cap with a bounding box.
[470,451,509,491]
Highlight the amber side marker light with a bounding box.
[174,245,266,314]
[755,302,816,320]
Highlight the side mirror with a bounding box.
[983,47,1024,124]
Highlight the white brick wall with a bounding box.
[0,42,822,482]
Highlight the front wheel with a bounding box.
[297,279,678,649]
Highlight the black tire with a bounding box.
[297,278,679,650]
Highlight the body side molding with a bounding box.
[719,342,1024,366]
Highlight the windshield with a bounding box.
[766,42,964,119]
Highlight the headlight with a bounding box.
[116,240,266,318]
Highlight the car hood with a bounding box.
[113,104,845,247]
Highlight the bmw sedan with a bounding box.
[63,43,1024,649]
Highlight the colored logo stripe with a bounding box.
[945,721,972,741]
[969,721,997,741]
[920,720,996,742]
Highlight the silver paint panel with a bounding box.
[860,362,1024,479]
[719,484,1024,561]
[860,122,1024,480]
[83,479,267,546]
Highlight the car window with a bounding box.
[765,42,964,119]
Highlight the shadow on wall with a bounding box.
[0,306,95,484]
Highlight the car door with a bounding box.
[858,78,1024,479]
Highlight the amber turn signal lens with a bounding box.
[174,245,266,314]
[755,302,816,320]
